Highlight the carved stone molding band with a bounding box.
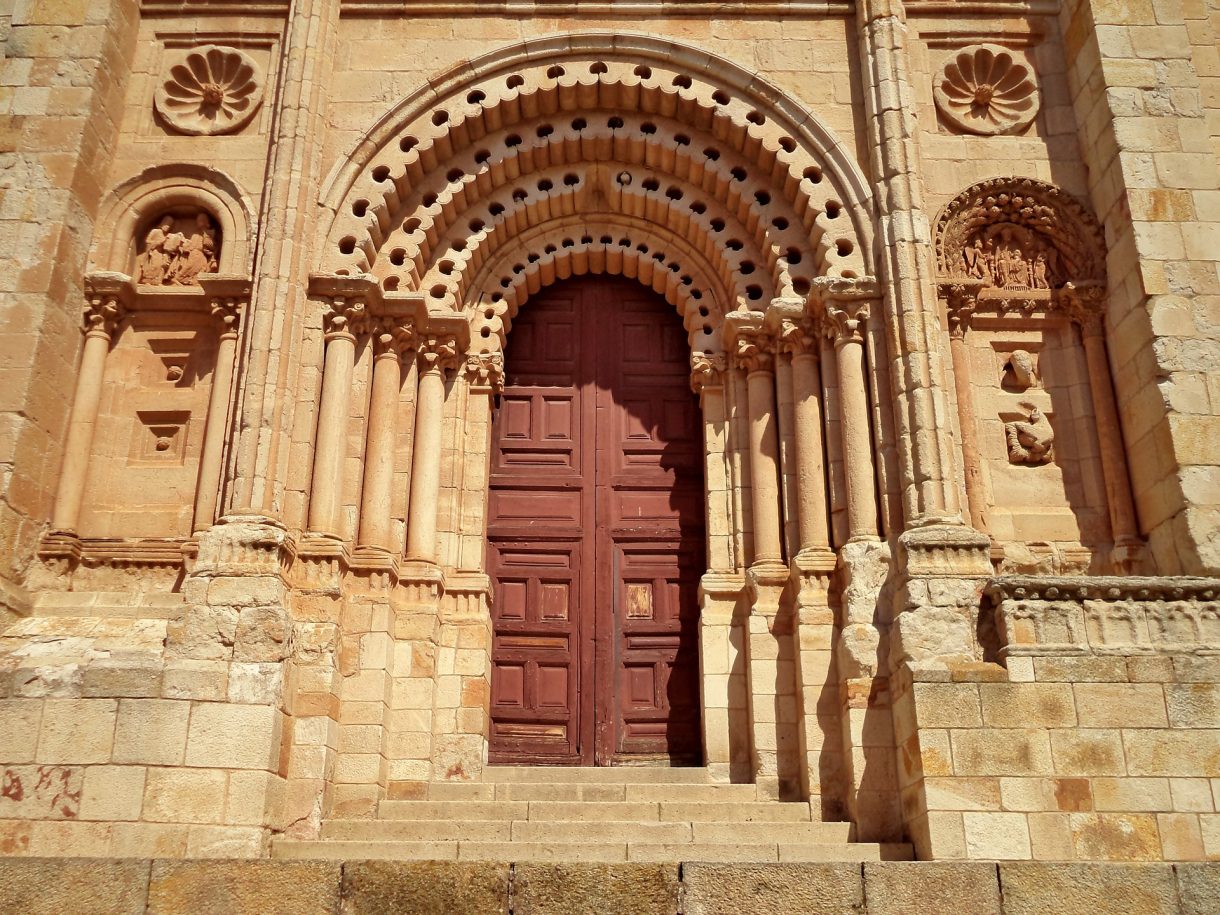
[154,45,265,136]
[934,44,1040,136]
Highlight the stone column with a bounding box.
[856,0,964,527]
[778,317,832,555]
[308,299,366,537]
[405,334,460,564]
[824,298,879,541]
[357,320,415,553]
[193,299,242,534]
[942,286,990,537]
[735,330,785,565]
[691,353,732,572]
[1064,284,1145,572]
[50,295,125,534]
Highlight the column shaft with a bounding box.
[193,326,239,533]
[947,329,989,536]
[308,330,356,535]
[51,329,112,532]
[358,346,404,551]
[746,368,784,564]
[406,365,447,563]
[835,333,879,540]
[1080,326,1140,548]
[790,352,831,552]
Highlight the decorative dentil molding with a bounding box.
[933,44,1040,136]
[154,45,265,137]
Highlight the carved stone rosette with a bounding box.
[154,45,265,136]
[934,44,1040,136]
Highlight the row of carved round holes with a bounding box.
[389,115,801,167]
[342,166,847,265]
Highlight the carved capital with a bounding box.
[323,298,370,341]
[690,351,727,393]
[1059,280,1107,337]
[373,317,416,357]
[209,298,243,337]
[823,299,871,346]
[417,333,461,375]
[464,351,504,393]
[733,329,775,375]
[941,282,982,339]
[777,317,820,357]
[83,295,126,340]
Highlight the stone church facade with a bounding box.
[0,0,1218,864]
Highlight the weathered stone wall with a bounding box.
[0,859,1217,915]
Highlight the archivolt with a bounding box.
[319,33,874,351]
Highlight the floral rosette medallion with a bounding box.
[154,44,265,136]
[934,44,1040,136]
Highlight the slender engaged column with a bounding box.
[825,298,880,541]
[691,354,732,571]
[779,318,831,553]
[308,299,365,536]
[51,295,126,533]
[193,300,242,533]
[735,330,784,565]
[1066,288,1143,566]
[358,320,415,552]
[406,334,459,564]
[943,289,989,536]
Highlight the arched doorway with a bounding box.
[486,276,705,766]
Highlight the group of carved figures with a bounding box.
[135,212,219,287]
[961,224,1059,291]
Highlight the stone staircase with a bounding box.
[273,766,913,863]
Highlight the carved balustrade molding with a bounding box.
[985,576,1220,658]
[41,270,251,572]
[934,177,1145,573]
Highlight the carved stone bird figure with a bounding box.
[1005,404,1054,464]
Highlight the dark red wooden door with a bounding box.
[487,276,705,765]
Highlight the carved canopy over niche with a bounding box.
[934,177,1107,292]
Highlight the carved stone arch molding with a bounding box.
[316,31,876,355]
[90,164,257,278]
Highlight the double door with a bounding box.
[487,276,705,765]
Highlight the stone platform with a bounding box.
[1,859,1216,915]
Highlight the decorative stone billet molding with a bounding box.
[154,45,265,136]
[933,44,1040,136]
[985,576,1220,657]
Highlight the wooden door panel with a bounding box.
[489,540,583,762]
[490,276,704,766]
[612,541,702,759]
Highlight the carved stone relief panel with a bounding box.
[933,44,1040,136]
[967,323,1110,572]
[78,316,219,540]
[135,212,221,287]
[153,45,265,136]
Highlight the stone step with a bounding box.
[407,780,765,802]
[272,839,913,864]
[377,799,815,823]
[480,765,711,784]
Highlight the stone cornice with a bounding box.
[985,575,1220,605]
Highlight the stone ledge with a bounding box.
[0,859,1216,914]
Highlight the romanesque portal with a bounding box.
[1,3,1218,867]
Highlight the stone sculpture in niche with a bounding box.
[961,224,1059,290]
[1004,350,1039,391]
[1005,402,1054,464]
[154,45,264,136]
[136,212,219,287]
[934,43,1040,136]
